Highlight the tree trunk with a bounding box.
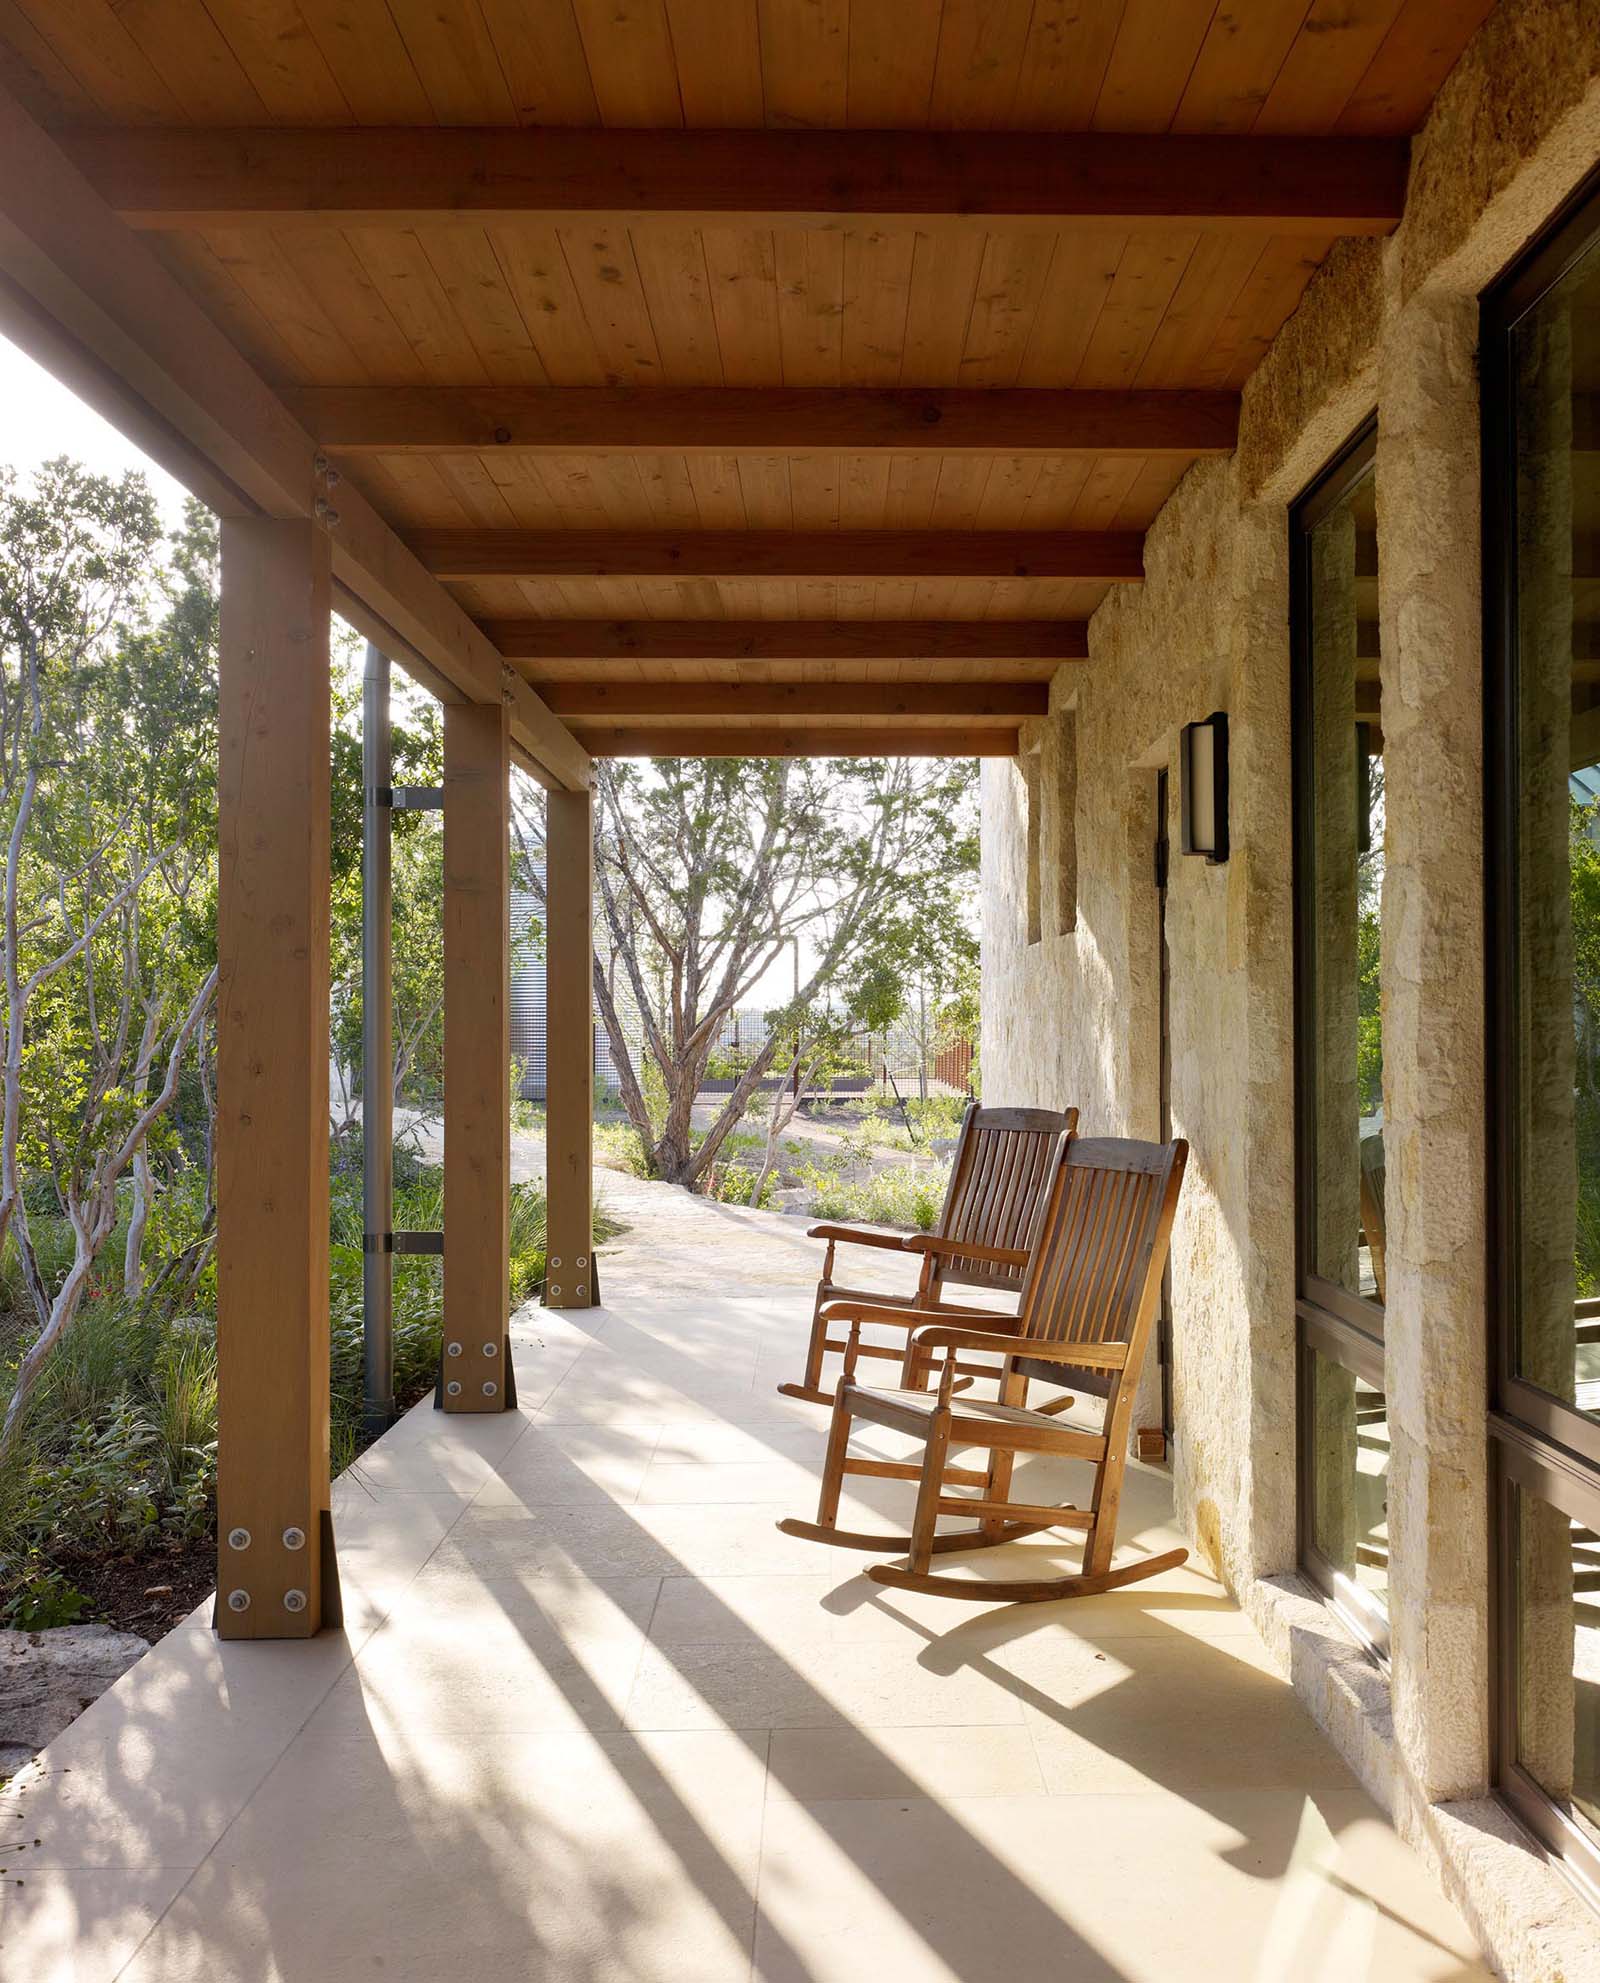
[123,1143,152,1299]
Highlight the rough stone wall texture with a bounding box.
[980,3,1600,1976]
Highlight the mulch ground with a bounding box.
[62,1536,217,1644]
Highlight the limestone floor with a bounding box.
[0,1181,1492,1982]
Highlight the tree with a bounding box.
[517,754,978,1189]
[0,466,219,1453]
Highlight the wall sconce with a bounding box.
[1179,711,1229,865]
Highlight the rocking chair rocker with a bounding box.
[778,1133,1189,1603]
[776,1103,1076,1407]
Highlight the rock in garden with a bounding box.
[0,1625,148,1774]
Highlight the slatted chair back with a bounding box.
[1008,1136,1188,1416]
[929,1105,1078,1298]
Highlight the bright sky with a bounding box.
[0,332,190,527]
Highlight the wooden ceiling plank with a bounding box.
[1252,0,1408,136]
[1209,231,1331,387]
[576,723,1021,756]
[1018,228,1124,386]
[285,381,1243,456]
[377,0,519,123]
[1172,3,1311,136]
[474,0,600,125]
[735,454,795,529]
[1334,0,1498,136]
[346,225,493,382]
[298,0,435,123]
[1009,0,1125,132]
[789,452,842,529]
[844,0,940,128]
[415,225,553,382]
[541,681,1049,716]
[839,453,892,529]
[1131,231,1269,385]
[631,225,724,383]
[702,225,783,383]
[488,224,609,383]
[663,0,763,126]
[202,225,367,383]
[842,226,916,386]
[72,127,1414,234]
[1090,0,1216,133]
[114,0,272,123]
[1073,230,1201,388]
[149,230,309,383]
[928,0,1034,131]
[0,0,99,122]
[571,0,685,126]
[758,0,847,130]
[198,0,352,123]
[415,527,1145,580]
[901,228,986,385]
[957,232,1059,387]
[12,0,184,120]
[554,221,663,382]
[775,225,845,386]
[684,451,748,527]
[485,618,1091,660]
[273,226,431,383]
[1017,453,1095,528]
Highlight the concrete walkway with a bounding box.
[0,1180,1490,1982]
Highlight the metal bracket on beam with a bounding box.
[380,785,445,810]
[363,1230,445,1256]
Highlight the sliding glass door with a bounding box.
[1485,169,1600,1903]
[1292,423,1392,1658]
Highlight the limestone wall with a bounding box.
[980,4,1600,1975]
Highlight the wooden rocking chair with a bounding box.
[777,1104,1077,1407]
[779,1133,1189,1603]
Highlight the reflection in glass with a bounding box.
[1305,468,1386,1308]
[1307,1349,1389,1620]
[1514,1482,1600,1843]
[1512,235,1600,1421]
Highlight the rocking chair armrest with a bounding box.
[806,1223,915,1252]
[820,1300,1018,1333]
[909,1326,1131,1370]
[902,1234,1029,1268]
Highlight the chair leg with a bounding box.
[777,1286,836,1404]
[816,1390,856,1529]
[981,1444,1016,1544]
[907,1411,952,1574]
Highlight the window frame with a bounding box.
[1482,160,1600,1898]
[1290,417,1391,1661]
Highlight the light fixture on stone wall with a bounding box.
[1179,711,1229,864]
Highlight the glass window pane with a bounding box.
[1306,1347,1390,1620]
[1513,1481,1600,1845]
[1511,233,1600,1422]
[1304,467,1387,1309]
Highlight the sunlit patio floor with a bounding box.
[0,1176,1491,1982]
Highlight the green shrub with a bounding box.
[800,1159,950,1232]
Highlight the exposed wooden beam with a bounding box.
[64,127,1410,236]
[488,618,1091,663]
[541,683,1046,718]
[420,531,1143,582]
[281,386,1239,458]
[574,727,1021,757]
[0,81,587,792]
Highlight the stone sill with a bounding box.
[1243,1570,1600,1983]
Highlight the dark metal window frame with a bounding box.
[1483,162,1600,1900]
[1290,419,1391,1662]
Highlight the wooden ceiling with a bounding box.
[0,0,1495,759]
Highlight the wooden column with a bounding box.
[545,787,596,1308]
[215,518,334,1640]
[442,699,513,1410]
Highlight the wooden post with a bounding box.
[545,787,596,1308]
[215,519,334,1640]
[442,700,513,1410]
